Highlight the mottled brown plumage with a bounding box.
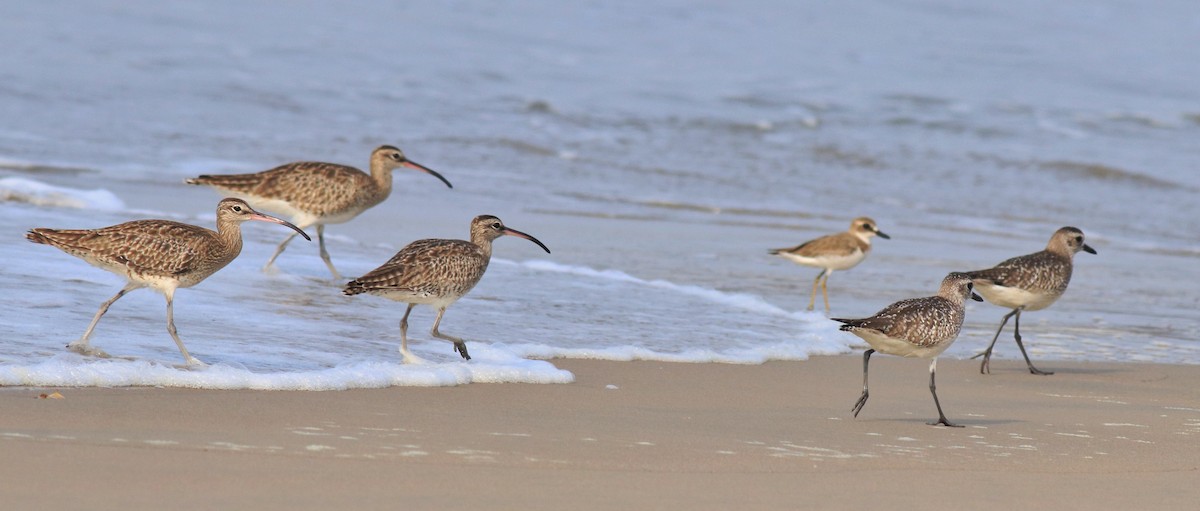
[833,272,983,427]
[769,217,890,313]
[186,145,452,278]
[26,198,310,366]
[962,226,1097,375]
[344,215,551,363]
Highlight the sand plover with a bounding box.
[769,217,890,313]
[963,226,1096,375]
[833,272,982,427]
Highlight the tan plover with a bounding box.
[963,226,1096,375]
[833,272,982,427]
[769,217,890,313]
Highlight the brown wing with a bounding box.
[344,239,485,296]
[771,232,863,258]
[189,162,377,216]
[29,220,218,278]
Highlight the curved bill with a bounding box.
[501,226,551,254]
[249,212,312,241]
[1082,243,1097,255]
[403,160,454,189]
[875,229,891,240]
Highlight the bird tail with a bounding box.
[25,229,52,245]
[343,279,368,296]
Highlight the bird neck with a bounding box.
[368,161,398,197]
[214,221,245,261]
[470,234,495,260]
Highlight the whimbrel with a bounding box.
[833,272,983,427]
[186,145,451,278]
[963,226,1096,375]
[26,198,311,366]
[769,217,890,313]
[343,215,550,363]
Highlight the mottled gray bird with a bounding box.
[186,145,451,278]
[833,272,983,427]
[769,217,890,314]
[344,215,550,363]
[26,198,310,366]
[964,226,1096,375]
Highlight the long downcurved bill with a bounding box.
[502,227,551,254]
[249,212,312,241]
[403,160,454,189]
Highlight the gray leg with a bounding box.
[1012,310,1053,375]
[316,224,340,279]
[927,358,962,427]
[820,270,833,314]
[430,307,470,360]
[807,269,827,311]
[264,232,299,272]
[398,303,418,363]
[972,308,1018,374]
[851,349,874,418]
[68,283,139,357]
[164,288,204,367]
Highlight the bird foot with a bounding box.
[66,342,110,359]
[400,350,428,365]
[928,417,964,428]
[454,343,471,361]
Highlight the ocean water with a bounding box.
[1,1,1198,389]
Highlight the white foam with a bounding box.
[0,177,125,211]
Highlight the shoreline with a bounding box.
[2,356,1198,509]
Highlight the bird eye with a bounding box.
[232,205,243,212]
[1075,236,1083,243]
[492,222,503,230]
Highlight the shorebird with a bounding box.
[833,272,983,427]
[963,226,1097,375]
[769,217,890,314]
[343,215,550,363]
[26,198,311,366]
[185,145,452,278]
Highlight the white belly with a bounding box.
[778,248,866,271]
[851,329,952,359]
[974,283,1060,311]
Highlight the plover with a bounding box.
[769,217,890,313]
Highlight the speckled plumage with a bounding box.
[769,217,890,313]
[344,215,550,363]
[962,226,1097,375]
[833,272,982,427]
[26,198,310,366]
[186,145,451,278]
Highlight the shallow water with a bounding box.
[1,1,1198,388]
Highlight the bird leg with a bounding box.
[397,303,424,364]
[67,284,138,358]
[807,269,827,312]
[927,358,962,427]
[851,349,874,418]
[1012,309,1053,375]
[430,307,470,360]
[820,270,832,315]
[263,232,299,272]
[972,308,1019,374]
[164,289,205,367]
[316,224,341,279]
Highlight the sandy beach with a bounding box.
[2,356,1198,510]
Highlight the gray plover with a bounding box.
[343,215,550,363]
[186,145,452,278]
[26,198,311,366]
[963,226,1096,375]
[833,272,983,427]
[770,217,890,314]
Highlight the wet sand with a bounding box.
[2,356,1198,509]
